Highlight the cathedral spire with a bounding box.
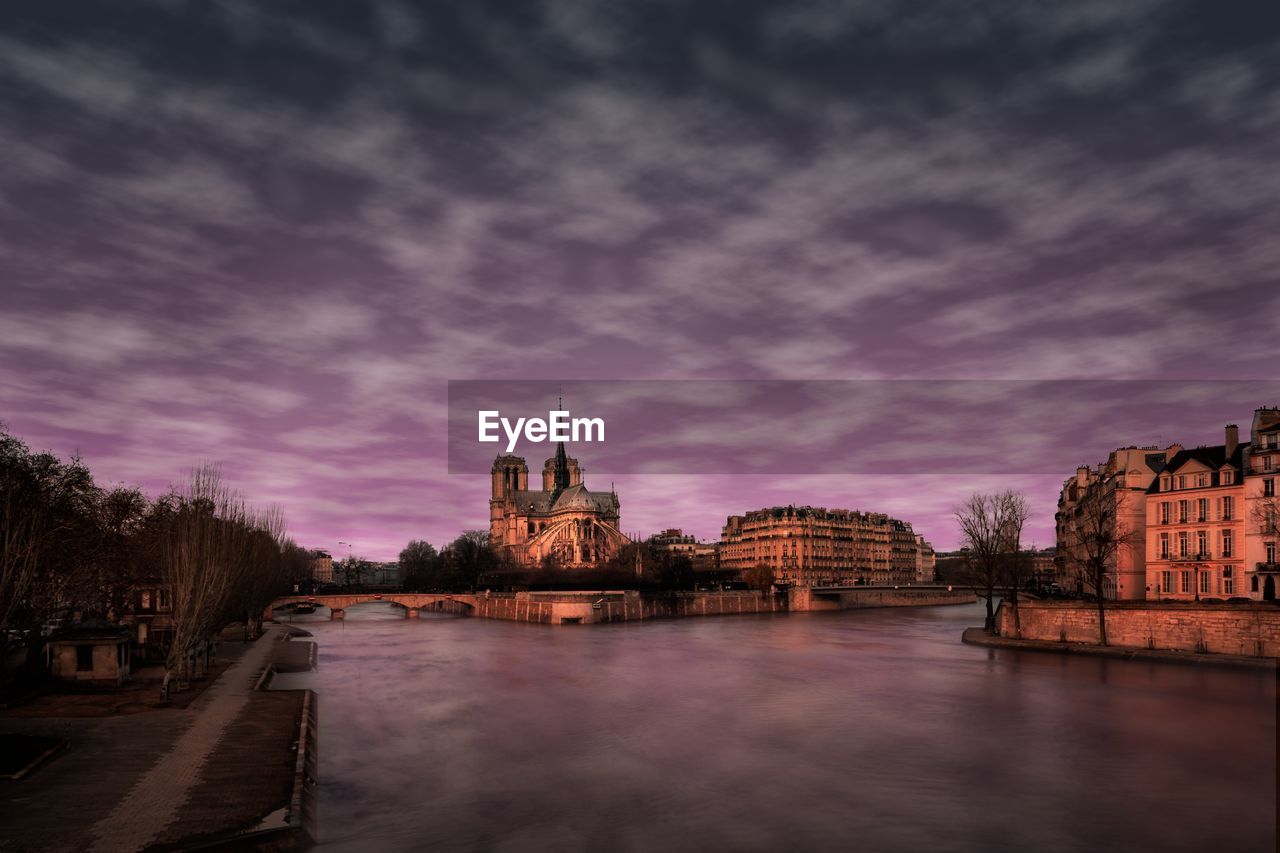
[553,438,570,495]
[551,385,571,496]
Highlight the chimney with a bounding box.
[1255,407,1280,439]
[1225,424,1239,457]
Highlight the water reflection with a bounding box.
[271,602,1276,853]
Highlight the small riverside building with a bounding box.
[48,620,132,687]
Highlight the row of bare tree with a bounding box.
[1,426,311,693]
[956,488,1135,644]
[954,491,1032,635]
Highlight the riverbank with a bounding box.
[961,627,1279,670]
[269,585,977,626]
[0,627,316,851]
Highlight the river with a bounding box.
[270,601,1276,852]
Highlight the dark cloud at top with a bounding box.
[1,0,1278,556]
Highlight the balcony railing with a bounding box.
[1257,562,1280,573]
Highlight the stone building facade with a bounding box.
[489,443,628,567]
[1055,444,1180,600]
[1059,406,1280,603]
[914,534,937,583]
[1145,430,1247,601]
[1243,408,1280,600]
[309,550,333,584]
[719,506,934,587]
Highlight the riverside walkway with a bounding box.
[85,628,281,851]
[0,627,307,852]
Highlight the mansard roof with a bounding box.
[1146,442,1249,491]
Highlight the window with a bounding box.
[1200,571,1211,594]
[1223,566,1234,595]
[1265,479,1275,498]
[1197,498,1209,522]
[1180,571,1190,593]
[76,644,93,672]
[1198,474,1208,488]
[1222,496,1233,520]
[1222,529,1233,558]
[1196,531,1208,557]
[1159,533,1170,559]
[1267,542,1277,564]
[1266,456,1275,471]
[1160,571,1173,593]
[1160,502,1170,524]
[1178,532,1189,557]
[1161,476,1171,491]
[1178,500,1188,523]
[1178,475,1186,489]
[1221,470,1233,485]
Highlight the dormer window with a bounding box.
[1222,470,1233,485]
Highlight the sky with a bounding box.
[2,1,1279,560]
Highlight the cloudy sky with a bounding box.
[2,1,1279,559]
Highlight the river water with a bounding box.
[271,602,1276,853]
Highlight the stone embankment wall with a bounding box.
[472,593,579,624]
[470,590,785,624]
[595,590,789,622]
[469,586,974,625]
[793,587,976,612]
[997,600,1280,658]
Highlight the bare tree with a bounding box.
[156,466,254,696]
[997,493,1032,639]
[1253,493,1279,543]
[0,436,42,681]
[337,555,373,589]
[955,491,1027,634]
[1063,489,1138,646]
[742,562,776,591]
[0,430,100,681]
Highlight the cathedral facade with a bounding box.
[489,443,628,567]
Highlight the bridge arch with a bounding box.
[267,594,476,621]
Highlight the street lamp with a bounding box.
[338,541,353,587]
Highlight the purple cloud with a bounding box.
[2,1,1278,557]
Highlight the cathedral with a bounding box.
[489,442,629,567]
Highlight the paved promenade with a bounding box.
[85,629,280,851]
[0,628,304,852]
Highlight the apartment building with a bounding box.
[1243,408,1280,600]
[1144,430,1247,601]
[720,506,932,587]
[1056,444,1180,600]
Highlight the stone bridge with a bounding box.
[266,593,480,621]
[267,585,978,625]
